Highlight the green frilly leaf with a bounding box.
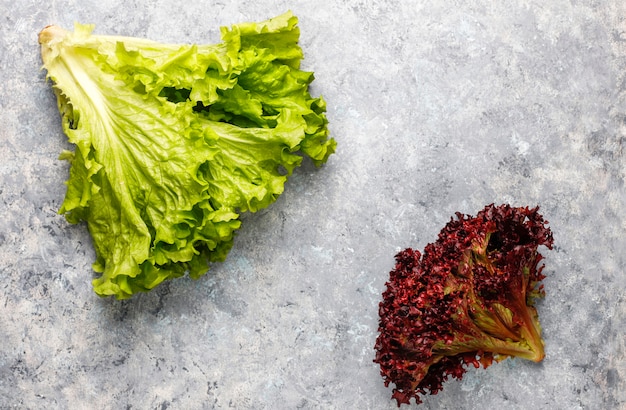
[39,11,335,299]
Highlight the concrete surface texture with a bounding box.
[1,0,625,409]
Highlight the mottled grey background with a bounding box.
[1,1,625,409]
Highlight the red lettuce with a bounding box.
[374,204,554,406]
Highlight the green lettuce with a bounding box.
[39,12,335,299]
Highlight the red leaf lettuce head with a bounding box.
[374,204,554,406]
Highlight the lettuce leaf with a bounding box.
[39,12,335,299]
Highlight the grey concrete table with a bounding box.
[1,1,624,409]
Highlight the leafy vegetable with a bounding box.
[374,204,554,406]
[39,12,335,299]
